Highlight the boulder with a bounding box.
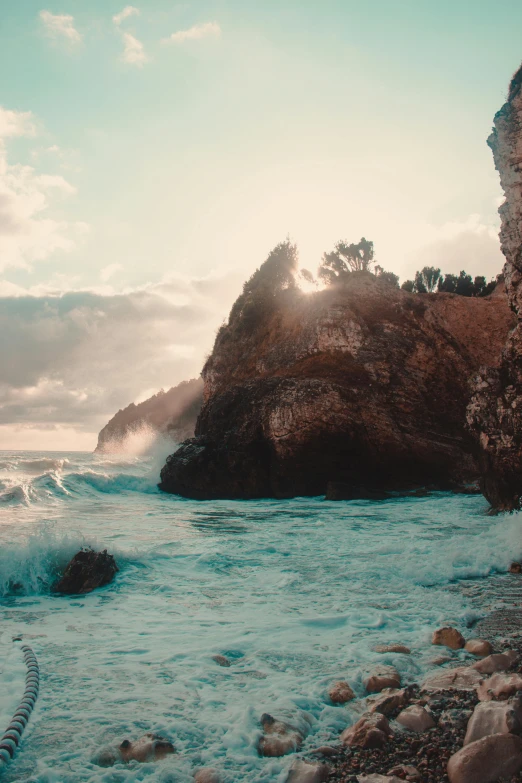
[422,666,483,692]
[431,627,465,649]
[373,644,411,654]
[477,672,522,701]
[509,562,522,574]
[364,666,401,693]
[341,712,392,749]
[396,704,435,732]
[54,549,118,594]
[212,655,231,667]
[472,650,517,674]
[194,770,221,783]
[328,680,355,704]
[367,688,410,716]
[464,698,522,745]
[257,714,303,757]
[118,733,175,763]
[464,639,493,657]
[286,759,330,783]
[447,732,522,783]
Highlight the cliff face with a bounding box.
[160,276,514,499]
[467,64,522,510]
[96,378,203,453]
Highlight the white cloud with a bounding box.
[0,107,36,139]
[39,10,82,46]
[120,32,148,66]
[162,21,221,45]
[100,263,123,282]
[113,5,140,26]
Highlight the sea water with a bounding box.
[0,449,521,783]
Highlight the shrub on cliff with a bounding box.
[318,237,374,283]
[403,267,497,297]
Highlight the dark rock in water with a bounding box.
[95,733,175,766]
[212,654,231,667]
[54,549,118,594]
[258,713,304,757]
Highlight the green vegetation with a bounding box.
[401,266,497,297]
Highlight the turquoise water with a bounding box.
[0,449,520,782]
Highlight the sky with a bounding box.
[0,0,521,451]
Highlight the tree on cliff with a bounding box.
[318,237,374,283]
[374,265,399,287]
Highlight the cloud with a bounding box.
[39,10,82,46]
[100,263,123,282]
[120,31,148,66]
[0,106,87,272]
[162,21,221,45]
[113,5,140,26]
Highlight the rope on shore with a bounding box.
[0,644,39,770]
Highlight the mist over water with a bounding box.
[0,448,521,782]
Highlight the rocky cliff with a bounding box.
[96,378,203,453]
[159,275,514,499]
[467,64,522,510]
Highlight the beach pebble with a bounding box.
[422,666,483,692]
[472,650,517,674]
[373,644,411,654]
[286,759,330,782]
[212,655,231,667]
[194,770,221,783]
[387,765,421,780]
[464,698,522,745]
[357,775,403,783]
[341,712,392,749]
[431,626,465,649]
[477,672,522,701]
[396,704,436,732]
[328,680,355,704]
[367,687,410,716]
[257,713,303,757]
[464,639,493,657]
[364,665,401,693]
[447,732,522,783]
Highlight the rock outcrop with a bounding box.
[160,273,513,500]
[467,63,522,510]
[54,549,118,595]
[96,378,203,453]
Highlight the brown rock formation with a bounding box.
[160,272,513,499]
[467,63,522,510]
[96,377,203,453]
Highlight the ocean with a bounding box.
[0,448,520,782]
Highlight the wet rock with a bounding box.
[464,697,522,745]
[510,562,522,574]
[328,680,355,704]
[439,708,473,730]
[447,732,522,783]
[387,765,421,780]
[54,549,118,594]
[119,733,175,763]
[364,666,401,693]
[477,672,522,701]
[422,666,483,692]
[429,653,453,666]
[212,655,231,667]
[257,714,303,757]
[311,746,337,758]
[472,650,517,674]
[194,769,221,783]
[341,712,393,749]
[464,639,493,657]
[373,644,411,654]
[395,704,435,732]
[431,627,465,649]
[367,688,410,716]
[286,759,330,782]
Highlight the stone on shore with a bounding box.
[328,681,355,704]
[367,688,410,716]
[118,733,175,763]
[477,672,522,701]
[422,666,483,692]
[431,627,465,649]
[464,639,493,657]
[464,698,522,745]
[341,712,392,749]
[396,704,436,732]
[194,770,221,783]
[286,759,330,782]
[472,650,517,674]
[387,765,421,780]
[356,775,403,783]
[447,732,522,783]
[372,644,411,654]
[54,549,118,594]
[364,666,401,693]
[257,714,303,757]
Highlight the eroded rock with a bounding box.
[477,672,522,701]
[286,759,330,783]
[328,680,355,704]
[464,639,493,657]
[54,549,118,594]
[364,666,401,693]
[464,698,522,745]
[367,688,410,716]
[258,714,303,757]
[447,732,522,783]
[431,627,465,649]
[341,712,392,749]
[396,704,435,732]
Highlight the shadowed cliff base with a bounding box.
[159,272,513,500]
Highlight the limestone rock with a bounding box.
[286,759,330,783]
[194,770,221,783]
[477,672,522,701]
[472,650,517,674]
[464,698,522,745]
[396,704,435,732]
[464,639,493,657]
[328,680,355,704]
[54,549,118,594]
[341,712,392,749]
[364,665,401,693]
[431,627,465,649]
[373,644,411,654]
[257,714,303,757]
[118,733,175,763]
[367,688,410,716]
[447,732,522,783]
[422,666,483,692]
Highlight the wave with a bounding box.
[0,457,69,474]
